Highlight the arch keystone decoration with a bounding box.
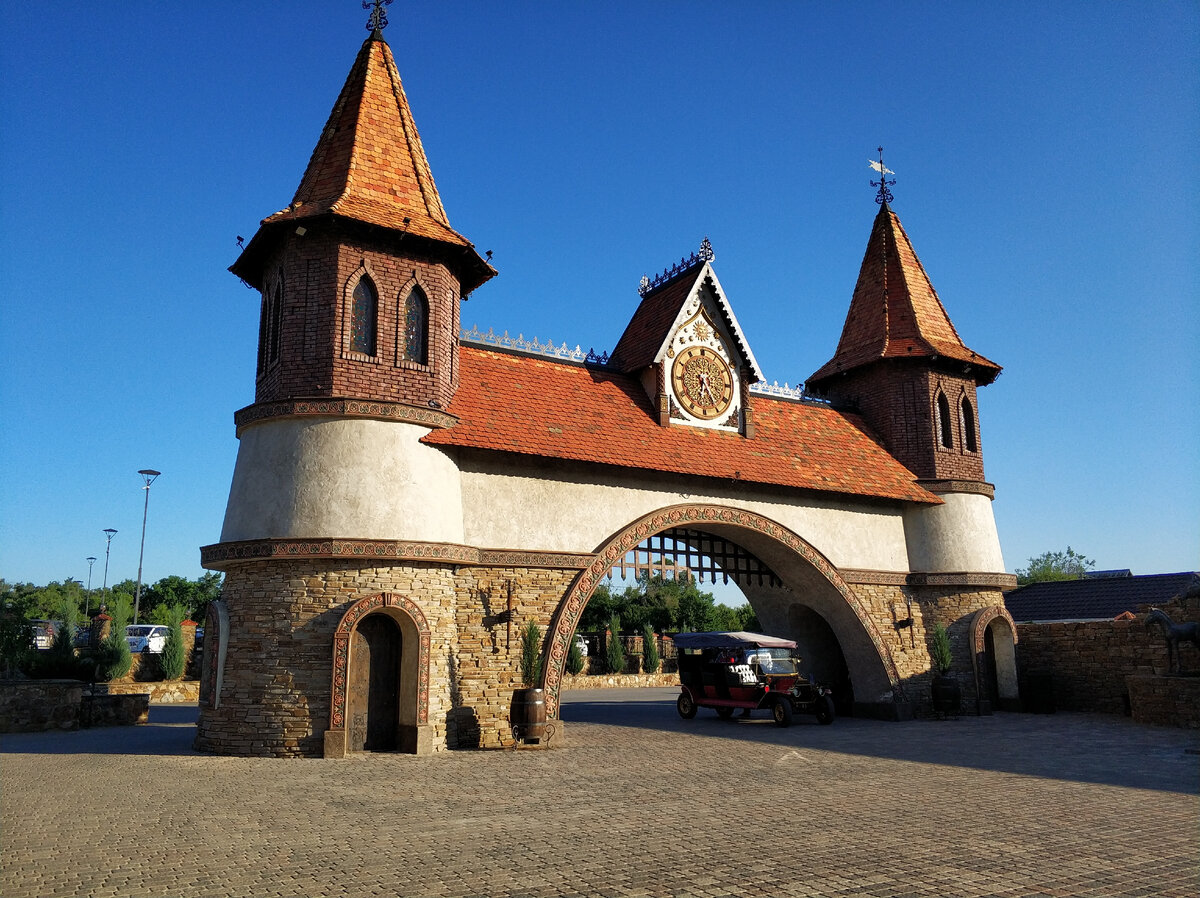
[541,504,903,719]
[324,592,432,758]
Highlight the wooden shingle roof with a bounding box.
[809,204,1000,387]
[423,346,938,505]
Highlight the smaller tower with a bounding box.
[807,158,1000,485]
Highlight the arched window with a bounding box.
[268,281,283,365]
[936,392,953,449]
[256,291,269,375]
[400,287,428,364]
[961,396,977,453]
[350,277,378,356]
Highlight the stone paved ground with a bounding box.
[2,689,1197,898]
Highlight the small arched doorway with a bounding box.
[325,593,433,758]
[969,606,1020,713]
[348,614,401,751]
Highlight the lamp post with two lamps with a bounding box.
[132,470,161,626]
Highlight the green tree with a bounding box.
[95,597,133,681]
[158,604,187,681]
[1015,547,1095,586]
[605,612,626,674]
[518,620,542,687]
[565,633,585,676]
[642,623,659,674]
[0,581,36,676]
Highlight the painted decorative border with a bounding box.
[840,569,910,586]
[540,504,904,719]
[233,398,458,434]
[329,592,431,731]
[916,479,996,499]
[201,538,594,570]
[198,600,229,710]
[908,572,1018,589]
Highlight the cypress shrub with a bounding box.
[158,606,186,681]
[642,623,659,673]
[97,602,133,682]
[566,633,585,675]
[605,613,625,674]
[930,623,953,675]
[518,621,542,687]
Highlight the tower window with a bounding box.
[936,392,953,449]
[350,277,378,356]
[268,281,283,365]
[961,396,977,452]
[400,287,428,364]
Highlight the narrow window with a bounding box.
[351,277,378,356]
[268,281,283,364]
[936,392,953,449]
[256,291,269,375]
[401,287,428,364]
[961,396,977,452]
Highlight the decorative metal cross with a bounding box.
[364,0,393,36]
[869,146,896,205]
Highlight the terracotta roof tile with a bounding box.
[231,36,494,293]
[424,347,938,505]
[809,205,1000,386]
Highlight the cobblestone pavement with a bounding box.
[2,689,1197,898]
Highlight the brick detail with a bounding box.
[251,219,462,410]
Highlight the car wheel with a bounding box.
[772,697,793,727]
[815,695,835,725]
[677,692,697,719]
[716,706,734,719]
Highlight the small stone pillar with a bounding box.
[89,613,112,647]
[181,620,198,677]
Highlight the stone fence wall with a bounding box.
[1015,600,1197,716]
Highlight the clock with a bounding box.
[671,346,734,420]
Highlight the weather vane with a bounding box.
[364,0,393,37]
[869,146,896,205]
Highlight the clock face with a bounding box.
[671,346,734,420]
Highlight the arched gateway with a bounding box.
[543,505,902,720]
[197,18,1018,757]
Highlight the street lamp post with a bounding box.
[101,529,117,611]
[85,557,97,617]
[132,470,161,625]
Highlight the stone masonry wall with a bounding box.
[1015,616,1170,714]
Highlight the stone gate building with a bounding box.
[196,22,1019,757]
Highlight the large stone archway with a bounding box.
[324,592,433,757]
[542,504,902,719]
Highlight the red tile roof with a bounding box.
[610,271,695,372]
[231,36,493,293]
[809,205,1000,386]
[423,346,938,505]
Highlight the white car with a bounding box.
[126,624,169,654]
[574,634,588,656]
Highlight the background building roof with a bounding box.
[1003,572,1200,622]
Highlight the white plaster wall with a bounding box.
[902,491,1006,573]
[456,459,911,572]
[219,418,464,544]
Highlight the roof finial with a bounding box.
[364,0,392,38]
[869,146,896,205]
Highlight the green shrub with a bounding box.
[0,608,32,677]
[518,620,542,687]
[158,605,186,681]
[929,623,953,675]
[566,633,585,675]
[642,623,659,673]
[605,613,625,674]
[95,601,133,682]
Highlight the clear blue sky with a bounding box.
[1,2,1197,592]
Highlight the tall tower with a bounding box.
[807,171,1006,576]
[199,17,493,757]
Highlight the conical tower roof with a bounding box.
[808,204,1000,387]
[231,33,493,293]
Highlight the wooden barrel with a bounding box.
[513,688,547,742]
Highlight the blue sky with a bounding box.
[1,2,1197,592]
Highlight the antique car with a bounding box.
[671,631,835,727]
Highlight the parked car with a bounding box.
[671,631,835,727]
[126,624,169,654]
[31,622,54,650]
[574,634,588,656]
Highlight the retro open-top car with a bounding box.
[672,631,835,727]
